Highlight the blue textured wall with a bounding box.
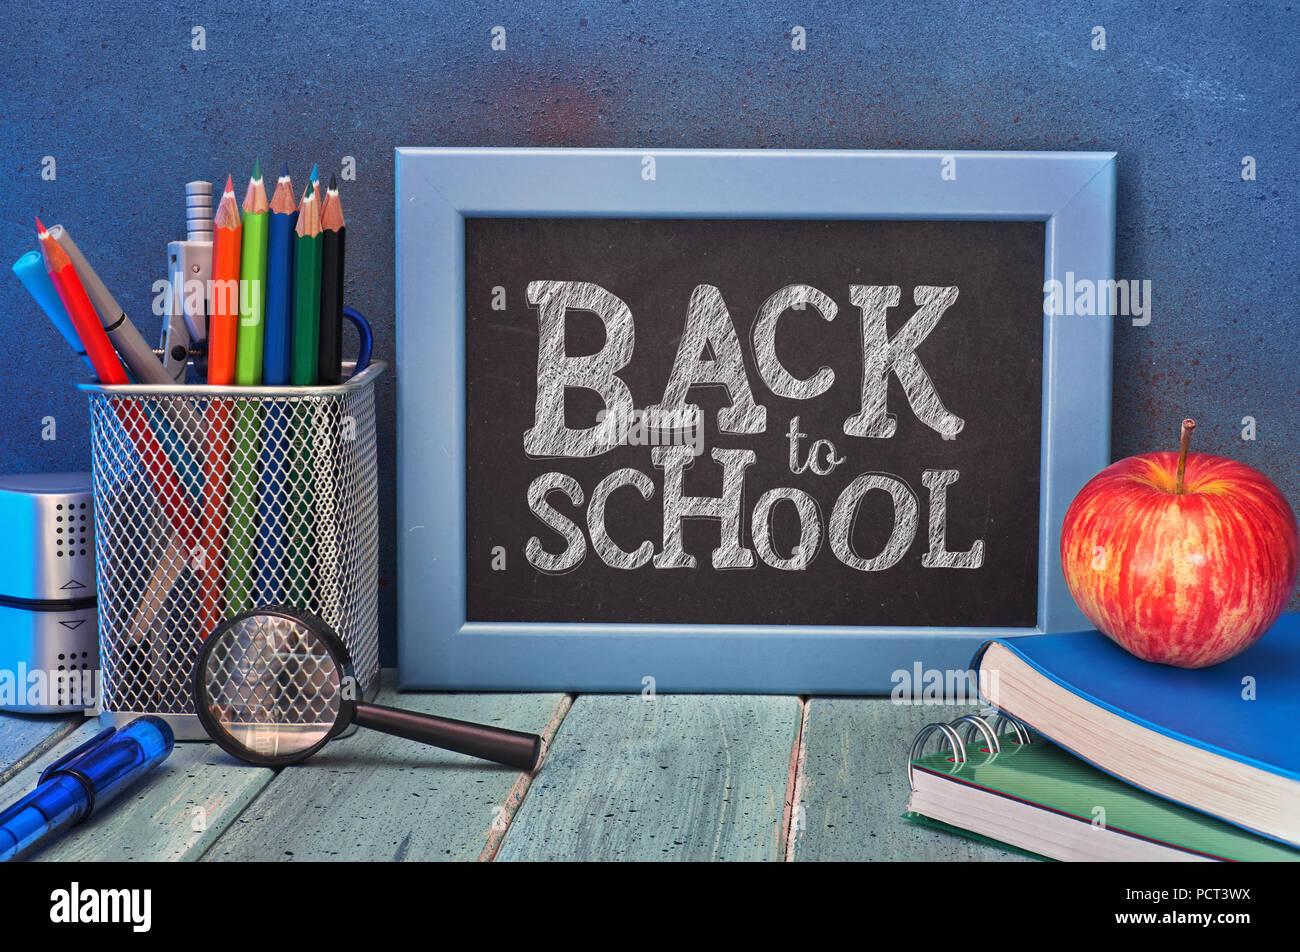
[1,1,1296,662]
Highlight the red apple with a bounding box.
[1061,420,1299,668]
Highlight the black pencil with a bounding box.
[318,175,346,385]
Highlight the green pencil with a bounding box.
[291,181,322,385]
[288,179,323,603]
[237,159,269,384]
[228,160,269,612]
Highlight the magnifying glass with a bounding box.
[192,608,545,771]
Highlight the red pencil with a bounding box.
[36,217,128,385]
[37,217,201,589]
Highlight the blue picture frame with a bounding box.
[395,148,1115,693]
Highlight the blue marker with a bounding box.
[16,251,201,497]
[0,717,173,861]
[12,250,92,369]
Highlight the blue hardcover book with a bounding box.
[973,612,1299,847]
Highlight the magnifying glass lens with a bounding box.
[198,613,344,763]
[196,609,544,771]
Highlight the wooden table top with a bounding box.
[0,680,1030,862]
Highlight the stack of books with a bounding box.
[904,612,1300,861]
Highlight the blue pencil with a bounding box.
[257,163,298,605]
[264,162,297,386]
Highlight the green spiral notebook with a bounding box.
[905,726,1300,862]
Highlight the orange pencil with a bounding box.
[199,404,231,639]
[199,175,242,638]
[207,175,242,386]
[35,218,128,385]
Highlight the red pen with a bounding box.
[37,217,202,604]
[36,217,128,385]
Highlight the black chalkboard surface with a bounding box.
[465,218,1045,628]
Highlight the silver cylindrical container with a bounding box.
[0,472,100,713]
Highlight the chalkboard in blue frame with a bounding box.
[396,148,1115,693]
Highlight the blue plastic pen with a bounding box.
[0,716,174,861]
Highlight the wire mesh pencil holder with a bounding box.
[81,361,385,740]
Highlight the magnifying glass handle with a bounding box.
[352,703,544,772]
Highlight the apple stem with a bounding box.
[1175,418,1196,494]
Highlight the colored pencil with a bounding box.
[207,175,242,386]
[256,164,297,606]
[227,411,257,615]
[312,175,347,623]
[199,177,241,639]
[199,409,233,635]
[309,163,321,219]
[256,399,289,607]
[36,219,127,385]
[288,180,323,605]
[291,181,323,385]
[318,175,345,386]
[36,219,199,594]
[236,160,269,385]
[229,161,269,614]
[48,223,203,494]
[19,243,199,498]
[263,162,297,386]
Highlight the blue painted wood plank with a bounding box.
[0,712,80,787]
[789,698,1035,861]
[1,716,276,862]
[202,689,569,862]
[495,694,801,861]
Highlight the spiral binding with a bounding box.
[907,709,1034,789]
